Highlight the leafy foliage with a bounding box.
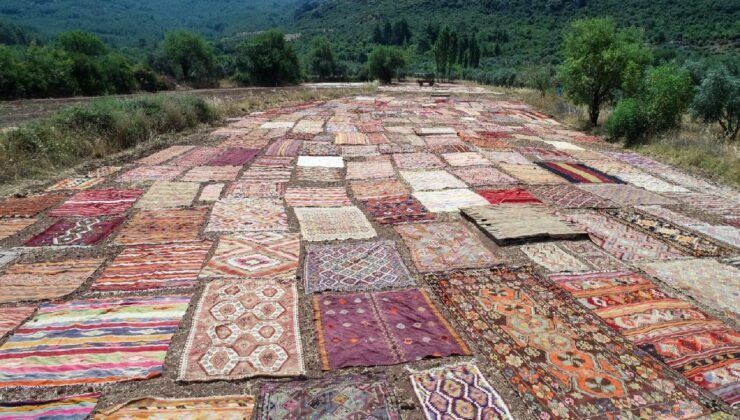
[236,29,302,86]
[367,46,406,83]
[308,36,338,81]
[691,69,740,140]
[159,31,217,85]
[605,99,647,145]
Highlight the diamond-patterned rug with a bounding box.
[400,170,467,191]
[521,240,626,273]
[25,216,125,247]
[224,181,287,199]
[200,232,299,280]
[477,188,543,205]
[206,199,288,233]
[350,179,410,200]
[577,184,676,206]
[50,189,143,217]
[527,184,615,208]
[362,194,435,225]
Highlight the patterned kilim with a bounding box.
[297,156,344,168]
[304,240,414,293]
[335,132,369,145]
[240,167,293,182]
[115,207,208,245]
[313,288,470,370]
[206,199,288,232]
[430,268,723,419]
[92,241,212,292]
[261,121,295,129]
[482,151,530,165]
[207,147,259,166]
[95,396,256,419]
[0,296,189,387]
[116,165,183,182]
[85,166,121,178]
[395,222,497,272]
[50,189,143,217]
[417,127,457,136]
[284,187,352,207]
[341,145,380,157]
[350,179,409,200]
[521,240,626,273]
[693,225,740,249]
[179,279,304,381]
[517,147,573,161]
[580,159,644,175]
[0,218,36,240]
[551,271,740,407]
[577,184,677,206]
[400,170,467,191]
[294,207,376,241]
[462,205,587,245]
[664,191,739,219]
[362,195,435,225]
[410,363,513,420]
[0,393,99,420]
[137,145,194,165]
[449,166,516,186]
[0,306,36,339]
[135,181,200,209]
[181,166,241,182]
[301,141,340,156]
[198,183,224,201]
[265,139,302,156]
[497,164,568,184]
[346,159,396,180]
[441,152,492,167]
[224,181,287,198]
[392,152,445,169]
[535,161,624,183]
[46,177,104,192]
[293,119,324,134]
[527,184,615,208]
[258,375,399,419]
[0,251,17,269]
[25,216,125,246]
[477,188,542,205]
[614,173,689,193]
[0,258,103,303]
[0,195,66,217]
[413,189,490,213]
[638,258,740,320]
[295,167,343,182]
[200,232,299,280]
[168,147,221,167]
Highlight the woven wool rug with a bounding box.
[527,184,615,208]
[50,189,143,217]
[340,145,380,157]
[313,288,470,370]
[441,152,492,167]
[413,189,489,213]
[449,166,516,186]
[0,218,37,240]
[25,216,125,247]
[261,121,295,129]
[198,183,224,201]
[294,206,376,241]
[0,306,36,339]
[692,224,740,249]
[293,119,324,134]
[350,179,409,200]
[265,139,302,156]
[497,163,568,184]
[200,232,299,280]
[135,181,200,209]
[296,155,344,168]
[392,152,445,170]
[577,184,677,206]
[477,188,543,205]
[284,187,352,207]
[0,258,103,303]
[295,167,342,183]
[206,199,288,233]
[334,132,369,145]
[0,251,18,269]
[535,161,624,184]
[92,241,212,292]
[301,141,340,156]
[521,240,626,273]
[224,181,287,199]
[181,165,241,182]
[482,151,531,165]
[462,205,587,245]
[1,393,99,420]
[96,396,255,419]
[346,159,396,180]
[85,166,121,178]
[115,207,208,245]
[400,170,468,191]
[136,145,194,165]
[362,194,435,225]
[0,195,66,217]
[179,279,304,381]
[168,147,222,167]
[614,172,689,193]
[0,295,189,387]
[206,147,259,166]
[116,165,183,183]
[240,167,293,182]
[46,177,104,192]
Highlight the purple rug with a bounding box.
[207,147,259,166]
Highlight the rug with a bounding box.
[92,241,212,292]
[181,166,241,182]
[258,375,399,419]
[449,166,516,186]
[692,225,740,249]
[497,164,568,184]
[410,363,513,420]
[0,257,103,303]
[135,181,200,209]
[462,205,587,245]
[340,145,380,157]
[614,172,689,193]
[551,271,740,407]
[429,268,721,419]
[0,393,100,420]
[97,396,255,419]
[392,152,445,169]
[304,240,414,293]
[224,181,287,198]
[206,199,288,232]
[441,152,492,167]
[294,207,376,241]
[327,123,356,132]
[0,251,17,269]
[297,155,344,168]
[301,141,340,156]
[199,183,224,201]
[350,179,410,200]
[416,127,457,136]
[521,240,626,273]
[346,159,396,180]
[295,167,343,183]
[0,295,189,387]
[25,216,125,247]
[0,195,66,217]
[413,189,490,212]
[541,140,583,151]
[0,306,36,339]
[207,147,259,166]
[400,170,468,191]
[482,151,530,165]
[335,132,369,145]
[577,184,677,206]
[526,184,615,208]
[137,145,194,165]
[179,279,304,381]
[116,165,183,182]
[293,119,324,134]
[265,139,302,156]
[50,189,143,217]
[362,195,435,225]
[535,162,624,184]
[477,188,542,205]
[46,177,104,192]
[200,232,299,280]
[261,121,295,129]
[395,222,497,272]
[313,288,470,370]
[85,166,121,178]
[0,218,37,240]
[168,147,222,167]
[284,187,352,207]
[115,207,208,245]
[517,147,573,161]
[638,258,740,320]
[240,168,293,182]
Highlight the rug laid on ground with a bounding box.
[168,147,222,167]
[206,199,288,232]
[258,375,399,419]
[0,251,17,269]
[613,172,689,193]
[92,241,212,292]
[135,181,200,209]
[477,188,543,205]
[50,189,143,217]
[200,232,299,280]
[576,184,677,206]
[207,147,259,166]
[199,183,224,201]
[550,271,740,407]
[284,187,352,207]
[395,222,497,272]
[0,295,189,387]
[392,152,445,169]
[335,132,368,145]
[350,179,410,200]
[0,258,103,303]
[304,240,413,293]
[692,224,740,249]
[0,393,100,420]
[116,165,183,183]
[179,279,304,381]
[535,161,624,184]
[302,141,340,156]
[429,268,724,419]
[441,152,492,167]
[115,207,208,245]
[399,170,467,191]
[96,396,256,419]
[181,166,241,182]
[0,305,36,338]
[526,184,615,208]
[25,216,125,247]
[294,207,376,241]
[46,177,104,192]
[295,167,343,183]
[462,205,587,245]
[497,163,568,184]
[413,189,490,213]
[521,240,626,273]
[296,155,344,168]
[0,195,66,217]
[0,218,37,240]
[409,363,513,420]
[362,195,435,225]
[137,145,194,165]
[346,159,396,180]
[225,181,287,199]
[449,166,516,186]
[265,139,302,156]
[313,288,470,370]
[482,151,530,165]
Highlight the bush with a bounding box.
[691,69,740,140]
[642,64,694,132]
[236,30,302,86]
[159,30,217,85]
[605,99,647,146]
[367,45,406,84]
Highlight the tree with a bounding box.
[691,69,740,140]
[237,30,302,86]
[524,66,552,98]
[308,36,337,81]
[642,64,694,133]
[558,18,652,126]
[56,31,108,56]
[367,46,405,84]
[434,26,453,81]
[0,46,24,98]
[160,30,216,84]
[392,19,411,46]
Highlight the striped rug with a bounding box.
[535,161,624,184]
[284,187,352,207]
[49,189,143,217]
[0,306,36,339]
[0,258,104,304]
[0,393,99,420]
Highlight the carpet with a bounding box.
[340,145,380,157]
[85,166,121,178]
[0,258,103,303]
[400,170,468,191]
[477,188,542,205]
[295,167,343,183]
[449,166,517,186]
[350,179,410,200]
[362,194,435,225]
[527,184,615,208]
[517,147,573,161]
[577,184,677,206]
[199,183,224,201]
[482,151,530,165]
[0,218,37,240]
[293,119,324,134]
[206,199,288,233]
[497,164,568,184]
[441,152,492,167]
[410,363,513,420]
[304,240,414,293]
[296,155,344,168]
[521,240,626,273]
[240,167,293,182]
[92,241,212,292]
[327,123,356,132]
[135,181,200,209]
[301,141,340,156]
[335,132,369,145]
[346,159,396,180]
[294,206,376,241]
[261,121,295,129]
[50,189,143,217]
[265,139,302,156]
[579,159,645,175]
[116,165,183,182]
[395,222,497,272]
[97,396,255,419]
[535,162,624,184]
[430,268,720,419]
[181,166,241,182]
[258,375,399,419]
[313,288,470,370]
[207,147,259,166]
[46,177,104,192]
[0,251,17,269]
[115,207,208,245]
[692,225,740,249]
[200,232,299,280]
[284,187,352,207]
[614,173,689,193]
[413,189,490,213]
[0,195,66,217]
[224,181,287,198]
[0,306,36,339]
[137,145,194,165]
[168,147,222,167]
[179,279,304,381]
[0,295,189,387]
[416,127,457,136]
[25,216,125,247]
[0,393,99,420]
[462,205,587,245]
[392,152,445,170]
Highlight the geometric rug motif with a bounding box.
[168,147,222,167]
[350,179,410,200]
[395,222,498,273]
[116,165,184,183]
[206,199,288,233]
[206,147,259,166]
[178,279,304,381]
[258,375,399,419]
[346,159,396,180]
[200,232,300,280]
[522,240,626,274]
[413,189,490,213]
[613,172,689,193]
[535,161,624,184]
[692,225,740,249]
[362,195,435,225]
[550,271,740,407]
[224,181,287,199]
[304,240,414,293]
[0,393,100,420]
[0,218,37,240]
[0,195,66,218]
[265,139,302,157]
[181,166,241,182]
[313,288,471,370]
[497,164,568,184]
[0,305,36,339]
[284,187,352,207]
[95,396,255,419]
[0,296,190,388]
[527,184,615,208]
[134,181,200,209]
[392,152,445,170]
[399,170,467,191]
[462,205,587,245]
[441,152,492,167]
[429,268,721,419]
[482,151,531,165]
[46,177,105,192]
[0,257,104,303]
[49,189,144,217]
[577,184,677,206]
[136,145,194,165]
[477,188,543,205]
[294,207,376,241]
[295,167,343,183]
[410,363,513,420]
[449,166,517,186]
[24,216,125,247]
[301,141,340,156]
[91,241,213,292]
[114,207,208,245]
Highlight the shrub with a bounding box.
[691,69,740,140]
[605,99,647,146]
[308,36,337,81]
[367,45,406,84]
[642,64,694,133]
[236,30,302,86]
[160,30,217,85]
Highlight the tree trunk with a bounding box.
[589,104,600,126]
